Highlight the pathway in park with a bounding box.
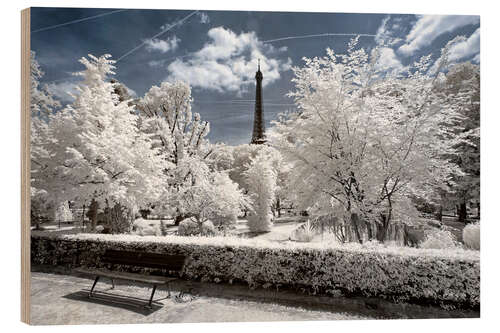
[30,272,371,325]
[30,269,477,325]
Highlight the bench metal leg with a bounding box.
[89,276,100,297]
[147,285,157,308]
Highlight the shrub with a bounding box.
[201,220,215,236]
[31,232,480,309]
[290,220,315,242]
[420,229,458,250]
[54,201,73,222]
[177,218,199,236]
[463,223,480,250]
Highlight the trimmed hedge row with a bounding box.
[31,232,479,309]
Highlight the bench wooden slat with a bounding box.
[74,268,178,285]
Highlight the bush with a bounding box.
[290,220,315,242]
[178,219,216,236]
[201,220,216,236]
[420,229,458,249]
[54,201,73,222]
[177,218,199,236]
[463,223,480,250]
[31,232,480,309]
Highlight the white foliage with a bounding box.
[271,37,465,236]
[177,218,200,236]
[137,81,248,226]
[54,201,73,222]
[420,229,459,250]
[33,54,165,224]
[463,223,480,250]
[30,51,60,117]
[244,150,277,232]
[290,220,316,242]
[173,169,248,229]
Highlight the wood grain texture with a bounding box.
[21,7,31,325]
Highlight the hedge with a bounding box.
[31,232,480,309]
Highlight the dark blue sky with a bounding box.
[31,8,479,145]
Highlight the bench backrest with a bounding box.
[102,249,186,272]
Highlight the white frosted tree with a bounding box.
[30,51,60,117]
[271,37,465,242]
[174,168,248,232]
[228,144,290,218]
[437,62,480,221]
[244,150,277,232]
[30,51,61,226]
[34,54,165,233]
[137,81,217,224]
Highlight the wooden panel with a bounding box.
[21,7,31,325]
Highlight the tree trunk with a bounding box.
[174,214,185,226]
[87,199,98,231]
[366,219,373,241]
[350,213,363,244]
[276,197,281,217]
[458,200,467,223]
[477,201,480,219]
[436,205,443,222]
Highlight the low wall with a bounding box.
[31,232,480,309]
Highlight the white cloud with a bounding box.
[375,47,404,73]
[166,27,292,93]
[145,36,180,53]
[45,81,79,103]
[448,28,480,62]
[398,15,479,56]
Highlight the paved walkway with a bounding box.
[30,272,370,325]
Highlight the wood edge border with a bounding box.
[21,7,31,325]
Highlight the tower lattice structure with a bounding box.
[251,59,266,144]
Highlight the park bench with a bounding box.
[74,249,188,308]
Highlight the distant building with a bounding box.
[251,60,266,144]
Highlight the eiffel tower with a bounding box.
[251,59,266,144]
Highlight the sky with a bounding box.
[31,8,480,145]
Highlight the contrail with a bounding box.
[116,10,199,63]
[262,33,376,44]
[31,9,127,33]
